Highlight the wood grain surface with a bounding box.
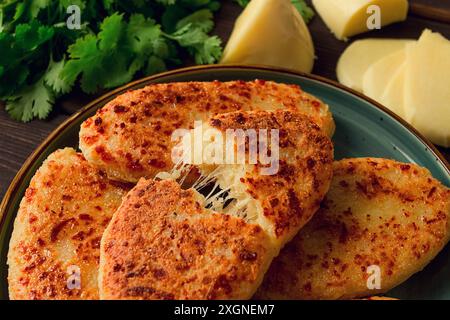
[0,0,449,200]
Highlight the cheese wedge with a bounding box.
[337,39,413,91]
[379,63,406,117]
[313,0,409,40]
[404,30,450,147]
[362,49,406,102]
[221,0,315,73]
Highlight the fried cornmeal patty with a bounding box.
[99,110,334,300]
[191,110,334,249]
[256,158,450,300]
[8,148,131,300]
[99,179,277,300]
[79,80,335,183]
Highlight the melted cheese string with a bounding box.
[154,152,258,224]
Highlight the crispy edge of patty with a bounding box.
[79,80,335,183]
[7,148,131,300]
[256,158,450,300]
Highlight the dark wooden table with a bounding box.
[1,0,449,200]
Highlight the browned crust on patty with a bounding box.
[7,148,131,300]
[99,179,277,300]
[256,158,450,300]
[79,80,335,183]
[207,110,334,247]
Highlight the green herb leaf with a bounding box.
[168,22,222,64]
[14,20,54,51]
[61,14,131,93]
[234,0,315,23]
[29,0,50,19]
[0,21,54,98]
[145,55,167,75]
[127,14,162,54]
[176,9,214,33]
[234,0,250,7]
[44,58,72,94]
[156,0,177,5]
[1,0,224,122]
[6,76,55,122]
[194,35,222,64]
[291,0,315,23]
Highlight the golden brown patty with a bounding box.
[256,158,450,300]
[79,80,335,182]
[8,148,131,300]
[198,110,334,248]
[99,179,277,300]
[99,110,334,300]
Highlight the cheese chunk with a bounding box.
[362,49,406,102]
[337,39,413,91]
[313,0,408,40]
[379,63,406,117]
[221,0,315,73]
[404,30,450,147]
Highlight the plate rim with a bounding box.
[1,63,449,234]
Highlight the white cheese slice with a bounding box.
[362,49,406,102]
[312,0,409,40]
[404,30,450,147]
[379,63,406,118]
[337,39,413,91]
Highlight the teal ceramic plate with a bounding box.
[1,65,449,300]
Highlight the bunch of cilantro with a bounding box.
[0,0,314,122]
[0,0,222,122]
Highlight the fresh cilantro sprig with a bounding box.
[1,0,315,122]
[291,0,315,23]
[0,0,222,122]
[234,0,315,23]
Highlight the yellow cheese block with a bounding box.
[220,0,315,73]
[337,39,413,91]
[379,63,406,117]
[404,30,450,147]
[312,0,409,40]
[362,49,406,102]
